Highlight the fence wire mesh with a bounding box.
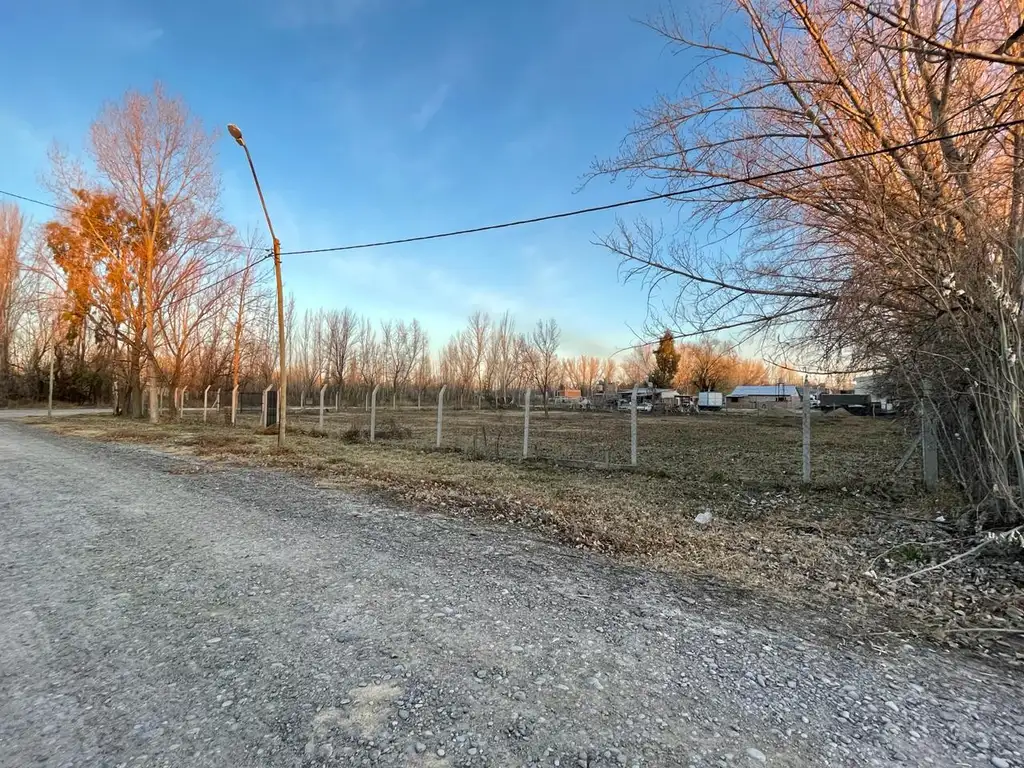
[170,390,922,493]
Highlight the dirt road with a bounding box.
[1,422,1021,767]
[0,406,106,420]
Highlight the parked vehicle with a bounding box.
[697,391,724,411]
[617,399,653,413]
[818,392,893,416]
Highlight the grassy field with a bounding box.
[279,405,919,492]
[35,407,1022,661]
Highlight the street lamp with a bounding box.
[227,123,287,446]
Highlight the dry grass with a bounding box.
[34,409,1022,661]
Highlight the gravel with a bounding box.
[1,422,1023,767]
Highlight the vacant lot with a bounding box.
[39,408,1023,663]
[282,404,917,490]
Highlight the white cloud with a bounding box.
[411,83,450,131]
[98,18,164,51]
[268,0,372,27]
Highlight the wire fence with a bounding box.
[161,386,928,494]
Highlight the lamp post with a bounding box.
[227,123,287,446]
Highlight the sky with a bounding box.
[0,0,703,358]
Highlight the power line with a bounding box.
[8,118,1020,264]
[279,118,1024,256]
[161,253,274,311]
[0,188,260,255]
[0,187,274,310]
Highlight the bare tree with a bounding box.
[438,330,477,408]
[562,355,601,397]
[325,307,357,404]
[293,309,328,408]
[688,338,734,393]
[619,344,654,386]
[0,204,25,403]
[592,1,1024,526]
[599,357,619,389]
[412,336,434,408]
[230,234,269,406]
[48,84,226,419]
[381,319,425,409]
[486,311,519,406]
[524,319,561,415]
[157,259,236,400]
[355,318,382,399]
[464,311,490,406]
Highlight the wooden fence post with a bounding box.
[436,384,447,448]
[370,384,380,442]
[802,375,811,484]
[523,388,531,459]
[630,384,639,466]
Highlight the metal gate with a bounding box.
[265,390,278,427]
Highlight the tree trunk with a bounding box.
[127,348,144,419]
[0,337,9,404]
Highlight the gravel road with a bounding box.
[0,407,107,420]
[1,423,1022,767]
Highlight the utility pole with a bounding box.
[228,123,287,445]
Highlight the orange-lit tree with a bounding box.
[49,84,230,420]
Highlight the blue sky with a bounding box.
[0,0,697,357]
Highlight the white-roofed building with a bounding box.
[725,384,801,408]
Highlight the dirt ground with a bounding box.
[35,408,1024,665]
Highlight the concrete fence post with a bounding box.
[231,386,239,425]
[523,389,532,459]
[436,384,447,449]
[921,381,938,492]
[370,384,380,442]
[630,384,639,466]
[203,384,212,423]
[319,383,328,430]
[802,375,811,484]
[47,354,54,418]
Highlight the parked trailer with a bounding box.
[698,391,724,411]
[818,392,894,416]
